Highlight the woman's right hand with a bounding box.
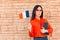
[28,23,32,32]
[24,23,32,32]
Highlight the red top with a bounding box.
[29,18,53,38]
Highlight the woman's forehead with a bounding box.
[37,7,41,10]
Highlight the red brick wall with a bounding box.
[0,0,60,40]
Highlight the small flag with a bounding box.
[19,10,29,19]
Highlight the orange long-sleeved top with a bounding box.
[29,18,53,38]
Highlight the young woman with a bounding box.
[28,5,53,40]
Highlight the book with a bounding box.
[43,22,49,34]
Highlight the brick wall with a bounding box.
[0,0,60,40]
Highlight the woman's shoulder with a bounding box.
[42,18,48,22]
[30,19,35,23]
[42,18,47,20]
[30,19,37,24]
[30,18,48,22]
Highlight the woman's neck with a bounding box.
[35,16,40,20]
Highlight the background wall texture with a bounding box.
[0,0,60,40]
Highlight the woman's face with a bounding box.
[36,7,42,17]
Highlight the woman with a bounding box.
[28,5,53,40]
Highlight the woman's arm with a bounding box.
[48,23,53,37]
[45,19,53,37]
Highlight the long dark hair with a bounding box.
[31,5,43,20]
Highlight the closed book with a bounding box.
[43,22,49,34]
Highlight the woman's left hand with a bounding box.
[41,28,48,33]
